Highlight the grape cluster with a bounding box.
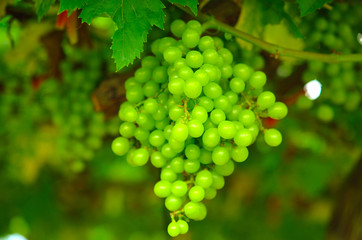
[37,48,109,171]
[112,19,288,237]
[300,2,361,117]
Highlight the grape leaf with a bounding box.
[58,0,87,13]
[167,0,199,15]
[296,0,332,16]
[235,0,302,49]
[34,0,56,20]
[72,0,165,70]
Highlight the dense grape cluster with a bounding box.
[112,19,288,237]
[300,3,361,118]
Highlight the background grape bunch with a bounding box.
[112,19,288,237]
[300,2,362,120]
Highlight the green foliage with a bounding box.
[59,0,198,71]
[58,0,87,13]
[167,0,198,15]
[297,0,332,16]
[34,0,55,20]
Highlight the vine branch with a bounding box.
[177,5,362,63]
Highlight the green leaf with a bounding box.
[59,0,87,13]
[167,0,198,15]
[34,0,56,20]
[296,0,332,17]
[76,0,165,70]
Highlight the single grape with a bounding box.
[171,180,188,197]
[154,180,172,198]
[231,146,249,163]
[177,220,189,234]
[264,128,282,147]
[186,50,204,68]
[212,146,230,165]
[217,120,236,139]
[189,186,205,202]
[111,137,130,156]
[167,222,180,237]
[257,91,276,110]
[268,102,288,120]
[195,169,213,188]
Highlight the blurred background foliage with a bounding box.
[0,0,361,240]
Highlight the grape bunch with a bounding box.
[300,2,361,117]
[112,19,288,237]
[37,48,109,171]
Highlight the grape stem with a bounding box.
[240,92,266,133]
[177,4,362,63]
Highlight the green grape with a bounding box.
[194,69,210,86]
[238,109,256,127]
[233,63,253,81]
[168,77,185,96]
[132,148,149,166]
[151,151,167,168]
[317,105,334,122]
[187,20,202,34]
[198,96,214,112]
[182,28,200,48]
[161,143,177,159]
[126,85,144,103]
[198,36,215,51]
[143,98,159,114]
[203,49,219,65]
[171,123,189,142]
[154,180,172,198]
[191,106,208,123]
[202,128,220,148]
[189,186,205,202]
[195,169,213,188]
[187,119,204,138]
[161,168,178,182]
[231,146,249,163]
[203,82,222,99]
[185,144,201,160]
[170,157,184,173]
[184,159,200,173]
[119,122,136,138]
[214,160,235,176]
[214,96,232,114]
[171,19,186,38]
[234,129,253,147]
[217,120,236,139]
[249,71,266,89]
[134,67,151,83]
[165,194,183,211]
[186,50,203,68]
[204,187,217,200]
[212,146,230,165]
[152,66,168,83]
[184,78,202,98]
[211,172,225,189]
[111,137,130,156]
[264,128,282,147]
[268,102,288,120]
[177,220,189,234]
[257,91,276,110]
[149,129,166,147]
[163,46,182,64]
[167,222,180,237]
[210,109,226,125]
[171,180,188,197]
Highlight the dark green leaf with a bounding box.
[34,0,55,20]
[167,0,198,15]
[78,0,165,70]
[58,0,87,13]
[296,0,332,17]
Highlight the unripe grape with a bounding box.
[264,128,282,147]
[268,102,288,120]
